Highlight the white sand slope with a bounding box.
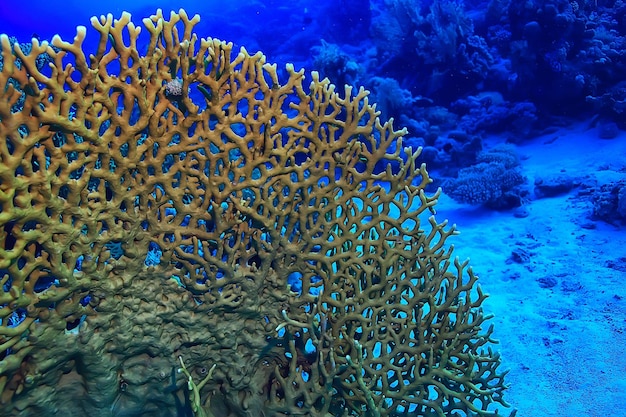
[435,122,626,417]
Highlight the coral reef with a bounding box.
[0,9,511,417]
[451,92,538,139]
[311,40,361,90]
[370,0,494,101]
[444,145,526,208]
[588,180,626,224]
[360,0,626,139]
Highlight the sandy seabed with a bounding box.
[435,121,626,417]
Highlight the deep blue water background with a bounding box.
[1,0,369,69]
[3,0,624,149]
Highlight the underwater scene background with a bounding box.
[0,0,625,416]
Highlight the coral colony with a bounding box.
[0,10,511,417]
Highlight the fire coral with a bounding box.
[0,9,511,417]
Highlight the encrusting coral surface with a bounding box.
[0,9,512,417]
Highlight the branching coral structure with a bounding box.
[0,9,511,417]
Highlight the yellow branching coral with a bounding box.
[0,9,511,417]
